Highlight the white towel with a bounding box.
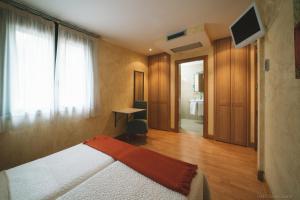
[190,101,197,115]
[197,101,203,116]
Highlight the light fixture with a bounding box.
[149,48,152,52]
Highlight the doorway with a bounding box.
[175,56,208,137]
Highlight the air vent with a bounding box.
[171,42,203,53]
[167,30,186,41]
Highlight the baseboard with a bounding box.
[257,170,265,182]
[248,142,257,150]
[203,134,214,139]
[169,128,178,133]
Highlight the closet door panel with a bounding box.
[214,38,231,142]
[148,56,159,128]
[215,106,231,142]
[149,57,159,102]
[230,46,249,146]
[148,53,170,130]
[231,106,247,145]
[158,103,169,130]
[158,55,170,103]
[158,54,170,130]
[216,55,231,105]
[214,37,250,146]
[149,103,159,128]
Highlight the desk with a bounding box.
[112,108,145,127]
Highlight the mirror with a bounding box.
[194,73,204,92]
[134,71,144,101]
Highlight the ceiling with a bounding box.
[15,0,251,55]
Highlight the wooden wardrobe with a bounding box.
[148,53,170,131]
[214,37,250,146]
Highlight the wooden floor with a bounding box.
[131,129,270,200]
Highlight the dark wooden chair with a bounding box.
[126,101,148,136]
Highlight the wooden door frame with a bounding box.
[175,56,208,138]
[247,44,258,148]
[254,44,258,150]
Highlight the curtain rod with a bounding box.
[0,0,100,38]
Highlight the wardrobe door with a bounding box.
[148,56,159,129]
[148,53,170,130]
[214,38,232,143]
[158,54,170,130]
[230,45,249,146]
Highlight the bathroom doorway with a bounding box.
[175,56,208,137]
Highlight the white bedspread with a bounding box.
[0,144,114,200]
[58,161,203,200]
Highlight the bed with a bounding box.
[0,138,209,200]
[57,161,205,200]
[0,144,114,200]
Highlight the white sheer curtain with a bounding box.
[0,6,98,132]
[55,26,97,117]
[0,6,55,131]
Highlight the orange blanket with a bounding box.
[84,135,197,196]
[84,135,136,159]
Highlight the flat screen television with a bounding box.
[230,3,265,48]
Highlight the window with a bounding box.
[0,9,55,126]
[0,8,97,132]
[11,27,55,116]
[55,26,96,115]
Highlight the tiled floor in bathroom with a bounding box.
[180,118,203,136]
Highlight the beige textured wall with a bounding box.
[170,48,214,135]
[256,0,300,198]
[0,39,148,170]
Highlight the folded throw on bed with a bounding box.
[84,135,198,195]
[84,135,135,159]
